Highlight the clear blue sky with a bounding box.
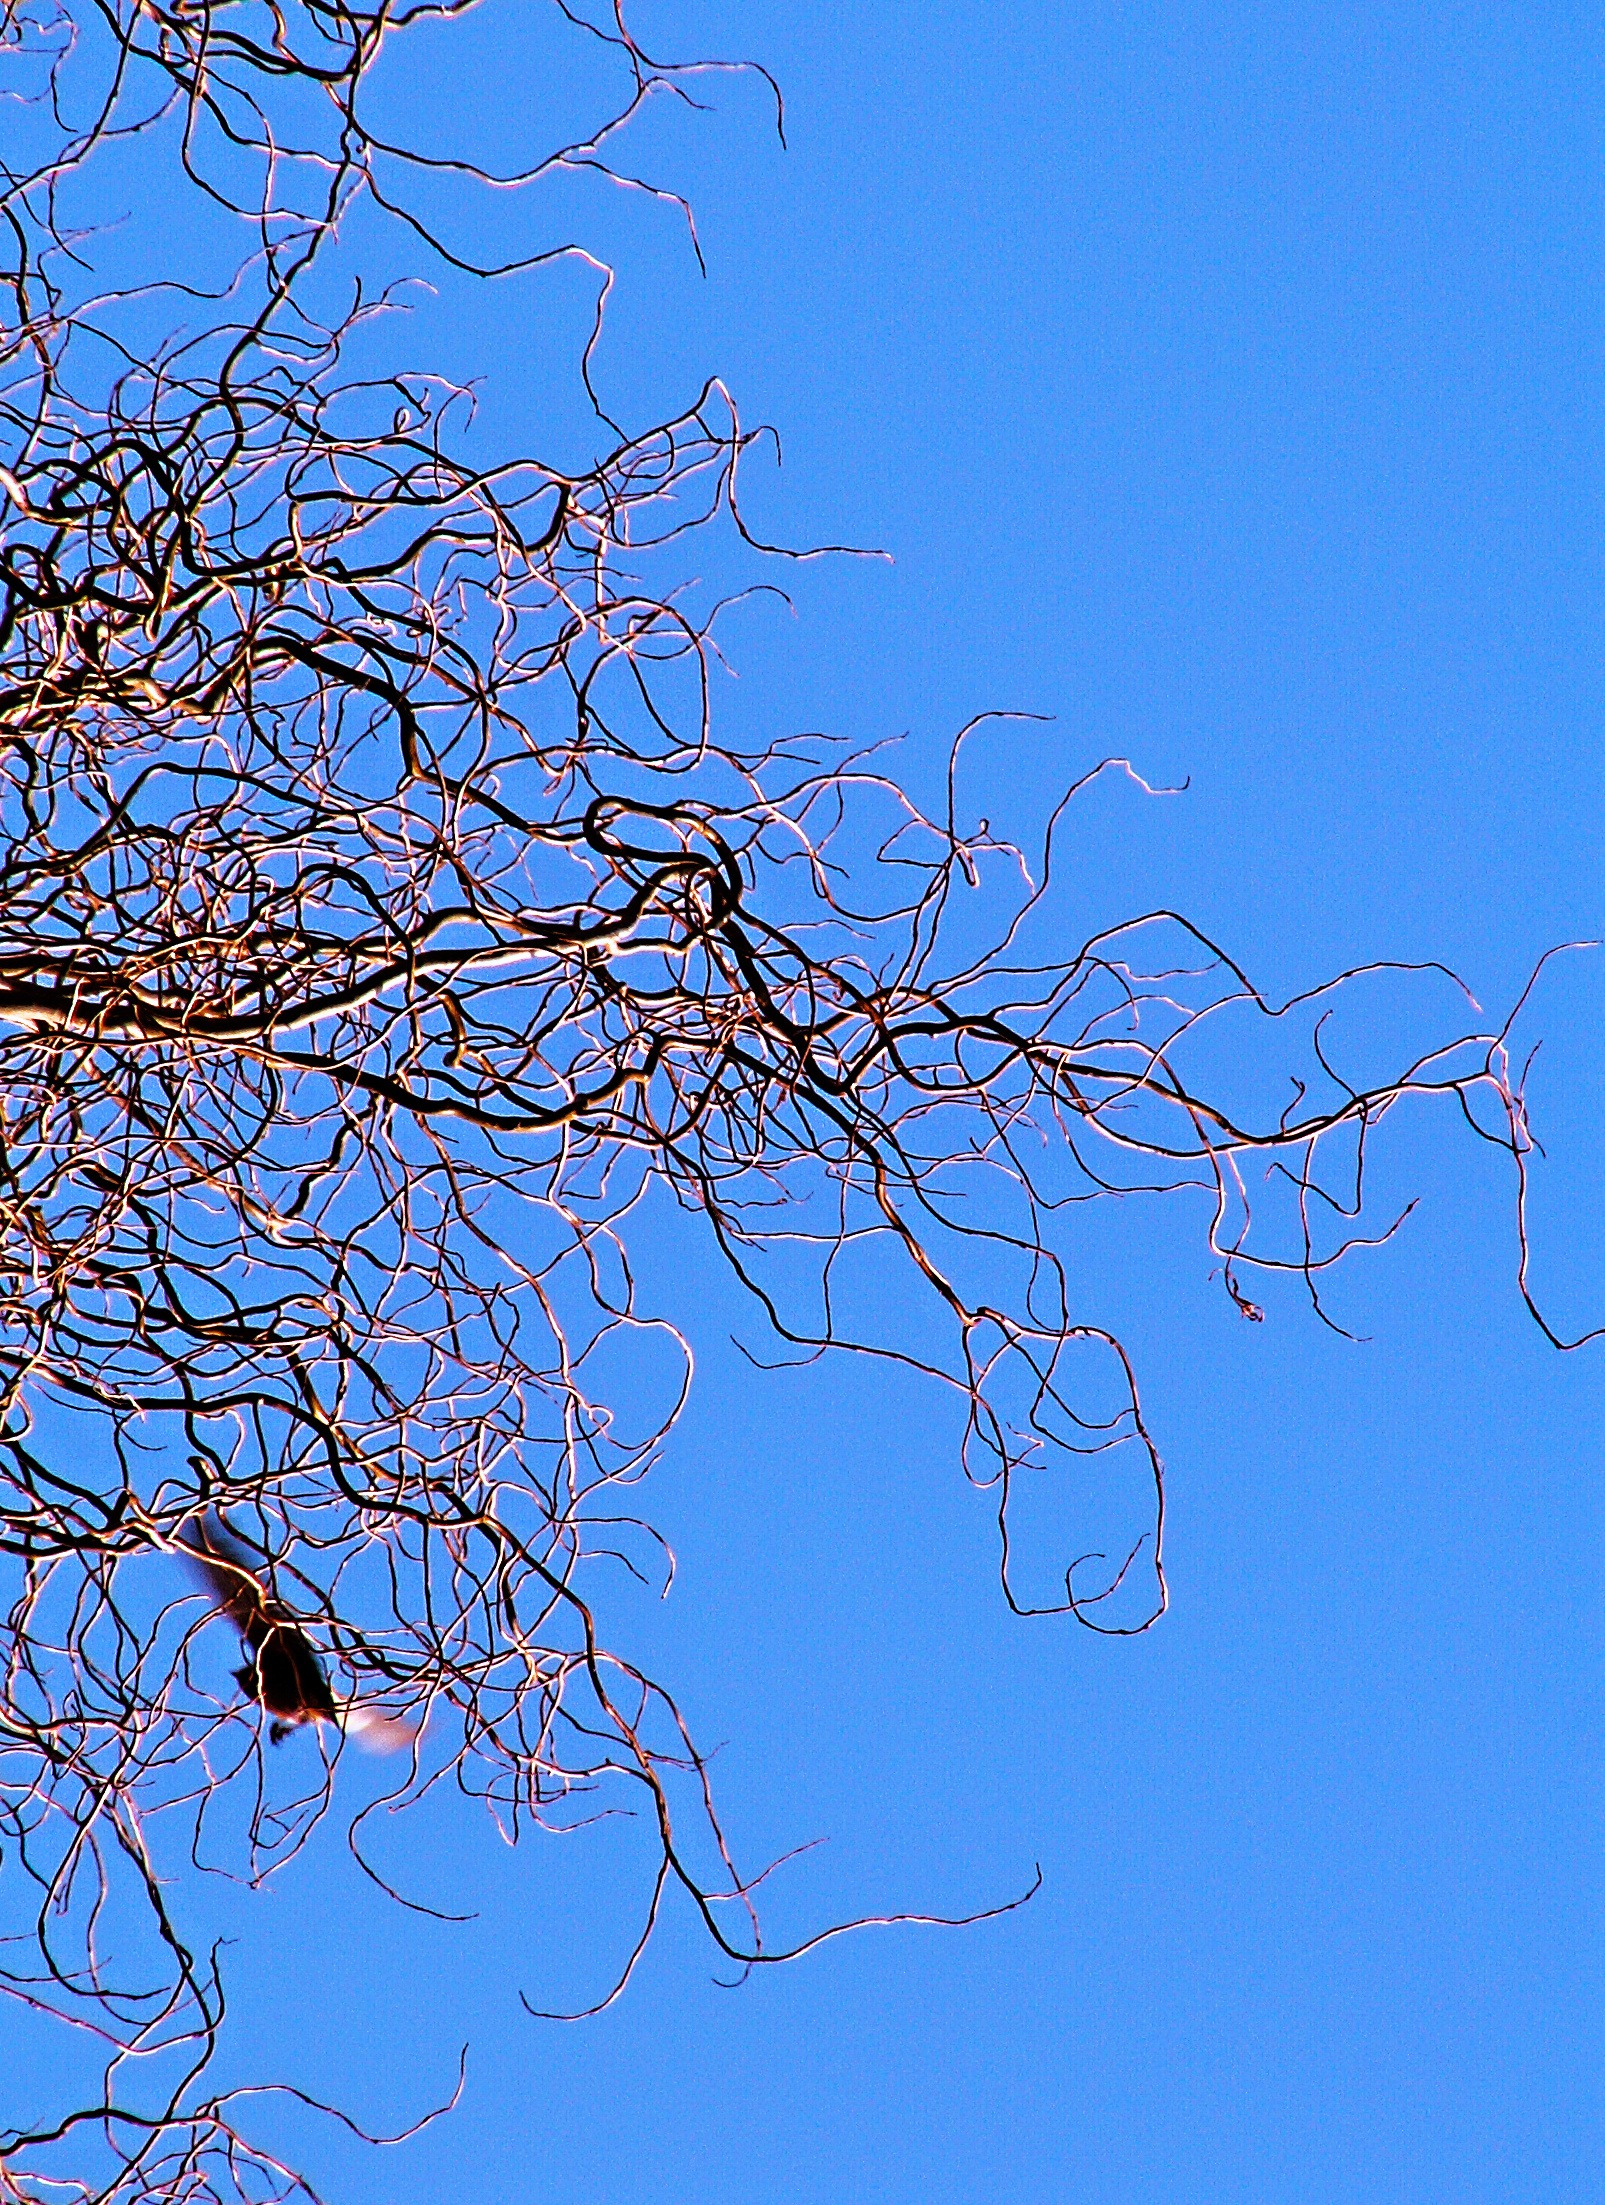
[77,7,1605,2199]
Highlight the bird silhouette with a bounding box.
[181,1513,414,1750]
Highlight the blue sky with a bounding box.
[31,7,1604,2200]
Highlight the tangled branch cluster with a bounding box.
[0,2,1567,2198]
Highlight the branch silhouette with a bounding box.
[0,4,1586,2200]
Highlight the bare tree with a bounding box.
[0,4,1577,2198]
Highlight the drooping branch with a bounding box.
[0,5,1576,2201]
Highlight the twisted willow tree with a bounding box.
[0,2,1574,2199]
